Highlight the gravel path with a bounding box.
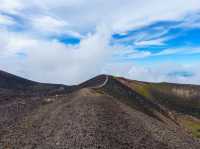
[1,88,199,149]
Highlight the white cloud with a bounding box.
[112,45,152,60]
[2,0,200,33]
[127,63,200,85]
[134,38,166,46]
[154,47,200,56]
[104,62,200,85]
[0,25,113,85]
[29,15,83,38]
[1,0,200,85]
[30,15,69,34]
[0,0,24,14]
[177,13,200,29]
[114,28,174,47]
[0,13,15,26]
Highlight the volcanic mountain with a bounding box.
[0,70,200,149]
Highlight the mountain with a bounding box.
[0,70,72,96]
[0,70,36,89]
[0,70,199,149]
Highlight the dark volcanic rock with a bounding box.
[0,70,36,90]
[0,70,200,149]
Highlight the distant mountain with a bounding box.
[0,70,71,95]
[0,70,36,89]
[0,70,199,149]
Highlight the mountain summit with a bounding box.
[0,70,200,149]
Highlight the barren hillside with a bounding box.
[0,71,199,149]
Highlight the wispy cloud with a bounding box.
[177,12,200,29]
[111,45,152,60]
[134,38,167,46]
[30,15,69,33]
[154,47,200,56]
[0,13,15,26]
[1,0,200,84]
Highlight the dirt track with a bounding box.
[1,88,199,149]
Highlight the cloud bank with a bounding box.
[0,0,200,84]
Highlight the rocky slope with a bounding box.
[0,71,200,149]
[116,77,200,139]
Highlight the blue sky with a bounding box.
[0,0,200,84]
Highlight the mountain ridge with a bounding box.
[0,70,200,149]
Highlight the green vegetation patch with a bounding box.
[182,119,200,139]
[132,82,172,100]
[133,84,153,99]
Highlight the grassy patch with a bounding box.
[132,82,171,100]
[133,84,153,99]
[182,119,200,139]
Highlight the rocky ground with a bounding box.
[0,71,200,149]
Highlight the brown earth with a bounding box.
[0,71,200,149]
